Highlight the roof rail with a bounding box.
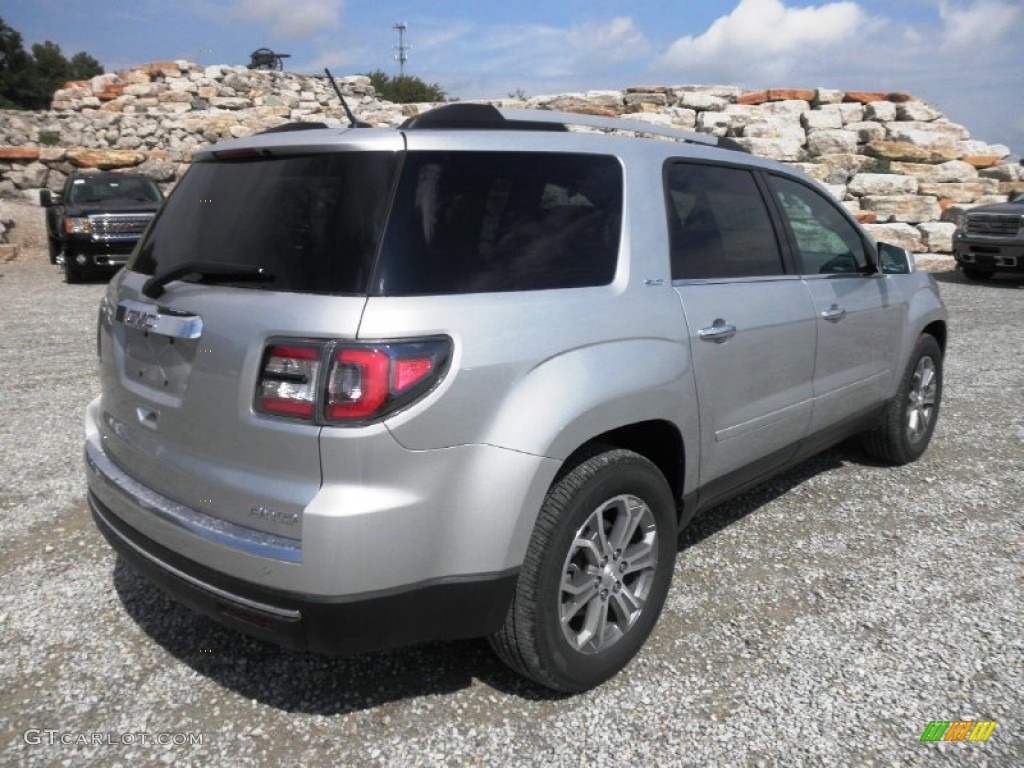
[401,103,746,151]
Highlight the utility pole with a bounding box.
[393,22,409,78]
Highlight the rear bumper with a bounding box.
[90,490,517,653]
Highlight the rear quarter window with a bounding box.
[372,151,623,295]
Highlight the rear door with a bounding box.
[764,174,904,433]
[667,162,816,494]
[97,137,402,540]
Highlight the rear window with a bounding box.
[372,151,622,295]
[131,152,399,294]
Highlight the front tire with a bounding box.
[63,258,86,284]
[490,448,677,692]
[862,334,942,464]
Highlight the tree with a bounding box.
[0,16,103,109]
[364,69,447,104]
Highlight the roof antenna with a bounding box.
[324,68,370,128]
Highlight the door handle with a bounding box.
[698,320,737,343]
[821,304,847,323]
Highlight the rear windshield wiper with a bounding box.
[142,261,274,298]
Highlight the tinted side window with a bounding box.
[373,152,622,295]
[667,163,783,280]
[767,175,868,274]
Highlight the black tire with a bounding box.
[489,448,677,692]
[48,237,61,265]
[961,267,994,281]
[862,334,942,465]
[63,259,86,284]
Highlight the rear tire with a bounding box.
[489,448,676,692]
[961,266,994,281]
[862,334,942,465]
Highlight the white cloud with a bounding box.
[661,0,867,82]
[229,0,343,40]
[938,0,1022,48]
[566,17,651,64]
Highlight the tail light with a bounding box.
[255,338,451,425]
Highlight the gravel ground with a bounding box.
[1,200,1022,767]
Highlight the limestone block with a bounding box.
[890,160,978,183]
[917,222,958,252]
[824,184,847,201]
[917,180,999,202]
[759,99,810,115]
[801,110,842,131]
[66,149,146,169]
[814,88,845,105]
[848,173,919,196]
[862,223,926,252]
[625,92,669,107]
[844,121,886,143]
[865,141,961,163]
[789,162,831,182]
[958,140,1010,159]
[815,153,872,183]
[20,162,49,187]
[732,137,804,161]
[864,101,897,122]
[999,181,1024,196]
[675,92,726,111]
[887,121,969,142]
[836,103,864,124]
[807,129,858,156]
[742,117,805,141]
[209,97,250,109]
[672,85,741,99]
[979,164,1023,182]
[896,101,943,122]
[697,111,731,136]
[584,90,624,108]
[861,195,942,223]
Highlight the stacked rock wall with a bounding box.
[1,62,1022,255]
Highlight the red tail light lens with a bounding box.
[255,338,451,425]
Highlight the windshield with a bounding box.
[68,176,162,204]
[130,152,400,294]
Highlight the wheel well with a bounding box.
[562,421,686,519]
[922,321,947,353]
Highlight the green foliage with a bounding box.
[364,69,446,104]
[38,130,61,146]
[0,16,104,110]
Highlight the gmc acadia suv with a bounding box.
[86,104,947,692]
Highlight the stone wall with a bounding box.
[1,61,1022,255]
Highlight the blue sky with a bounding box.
[5,0,1023,154]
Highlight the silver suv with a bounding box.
[86,104,947,692]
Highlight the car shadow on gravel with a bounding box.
[931,269,1024,289]
[110,439,869,711]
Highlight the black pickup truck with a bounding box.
[952,191,1024,280]
[40,171,164,283]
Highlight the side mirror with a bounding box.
[39,189,52,207]
[877,242,915,275]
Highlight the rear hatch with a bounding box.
[96,130,403,540]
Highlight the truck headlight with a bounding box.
[64,217,91,235]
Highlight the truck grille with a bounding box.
[88,213,155,242]
[964,214,1022,238]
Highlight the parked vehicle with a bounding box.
[86,104,947,691]
[40,171,163,283]
[952,191,1024,279]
